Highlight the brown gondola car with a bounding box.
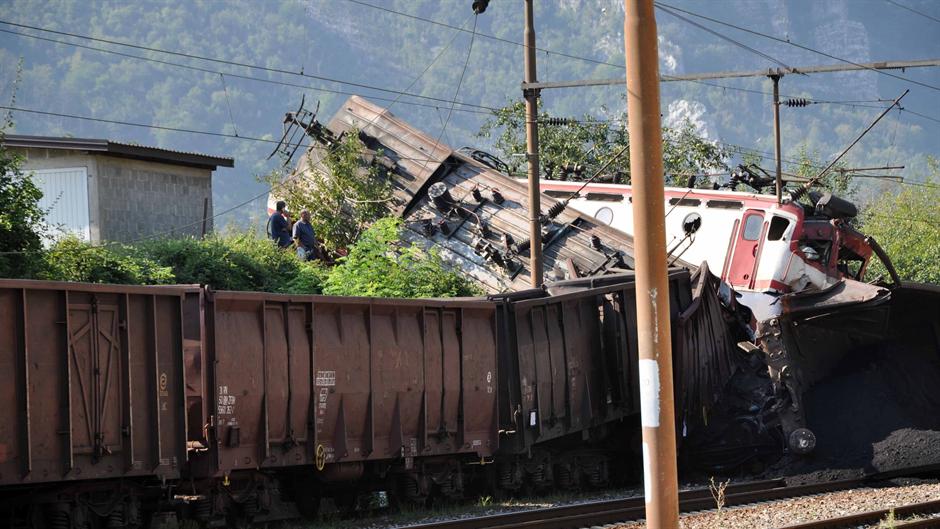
[0,280,205,526]
[0,267,736,526]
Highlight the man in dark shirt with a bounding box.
[269,200,293,248]
[292,209,319,261]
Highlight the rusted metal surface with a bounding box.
[492,268,734,454]
[204,291,499,477]
[325,96,452,215]
[672,263,739,434]
[0,279,204,487]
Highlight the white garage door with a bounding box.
[32,167,91,241]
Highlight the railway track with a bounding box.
[778,498,940,528]
[399,465,940,529]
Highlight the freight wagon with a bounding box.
[0,267,736,527]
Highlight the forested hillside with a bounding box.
[2,0,938,232]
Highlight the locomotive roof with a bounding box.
[299,96,696,293]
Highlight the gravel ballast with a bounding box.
[613,481,940,529]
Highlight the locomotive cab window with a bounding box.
[767,216,791,241]
[742,214,763,241]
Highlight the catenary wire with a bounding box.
[0,19,499,111]
[656,4,795,71]
[6,19,927,120]
[0,27,495,115]
[0,105,448,163]
[884,0,940,24]
[654,2,940,93]
[415,14,479,182]
[341,0,627,70]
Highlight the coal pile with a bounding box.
[772,339,940,483]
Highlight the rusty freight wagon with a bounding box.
[0,266,736,527]
[0,279,504,525]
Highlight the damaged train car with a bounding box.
[269,96,741,433]
[275,95,940,458]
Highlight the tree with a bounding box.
[476,100,730,186]
[263,130,391,252]
[0,136,47,278]
[789,146,853,197]
[323,218,481,298]
[861,157,940,285]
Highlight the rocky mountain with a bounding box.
[1,0,937,230]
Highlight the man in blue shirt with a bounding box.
[269,201,293,248]
[292,209,319,261]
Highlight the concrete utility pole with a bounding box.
[771,74,782,204]
[623,1,679,528]
[523,0,543,288]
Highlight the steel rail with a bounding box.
[399,465,940,529]
[776,498,940,529]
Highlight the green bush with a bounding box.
[40,236,175,285]
[322,218,481,298]
[135,231,327,293]
[16,218,477,299]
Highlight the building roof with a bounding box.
[2,134,235,170]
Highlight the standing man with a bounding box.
[269,200,293,248]
[292,209,319,261]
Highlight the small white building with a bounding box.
[3,135,234,243]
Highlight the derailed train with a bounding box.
[0,267,735,526]
[280,96,940,460]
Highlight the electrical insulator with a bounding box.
[479,221,493,238]
[428,182,456,212]
[590,235,603,251]
[471,187,483,202]
[547,201,567,219]
[545,117,573,126]
[472,0,489,14]
[503,233,515,249]
[489,249,506,267]
[422,219,436,237]
[438,220,451,235]
[491,189,505,205]
[783,98,811,108]
[516,237,531,253]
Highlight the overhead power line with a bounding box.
[341,0,626,70]
[0,19,498,111]
[523,58,940,90]
[0,27,493,116]
[416,14,479,178]
[884,0,940,24]
[653,2,940,93]
[0,105,445,163]
[655,3,794,71]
